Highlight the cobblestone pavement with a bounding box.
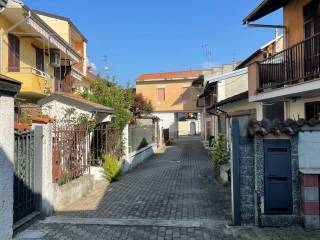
[18,137,320,240]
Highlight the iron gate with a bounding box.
[264,139,292,215]
[14,130,36,223]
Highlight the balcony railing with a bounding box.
[258,32,320,90]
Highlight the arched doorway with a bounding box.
[190,122,196,135]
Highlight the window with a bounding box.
[305,101,320,120]
[35,47,44,72]
[8,33,20,72]
[157,88,165,102]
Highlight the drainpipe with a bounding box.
[0,10,31,73]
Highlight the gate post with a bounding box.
[32,122,54,216]
[231,118,241,225]
[34,126,43,212]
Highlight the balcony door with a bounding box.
[303,0,320,79]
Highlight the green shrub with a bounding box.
[103,154,121,182]
[212,134,230,179]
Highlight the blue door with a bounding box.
[264,140,292,215]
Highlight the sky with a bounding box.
[23,0,282,86]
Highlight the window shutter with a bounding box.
[35,47,44,71]
[157,88,165,102]
[8,33,20,72]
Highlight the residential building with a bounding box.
[199,36,284,141]
[136,70,205,139]
[245,0,320,121]
[33,9,87,93]
[197,63,240,140]
[243,0,320,228]
[0,1,82,103]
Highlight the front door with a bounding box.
[264,140,292,215]
[190,122,196,135]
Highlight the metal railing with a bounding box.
[258,32,320,90]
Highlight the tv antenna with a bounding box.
[202,42,213,68]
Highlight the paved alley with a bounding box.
[18,137,320,240]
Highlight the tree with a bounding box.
[131,93,153,118]
[81,77,134,129]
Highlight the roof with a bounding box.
[235,35,283,70]
[217,91,248,107]
[33,9,88,42]
[243,0,288,23]
[38,93,114,113]
[137,70,205,82]
[207,68,248,84]
[0,74,21,95]
[248,118,320,137]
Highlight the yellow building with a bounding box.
[136,70,204,138]
[0,1,82,102]
[34,10,89,93]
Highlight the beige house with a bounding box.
[245,0,320,121]
[199,35,283,140]
[136,70,205,139]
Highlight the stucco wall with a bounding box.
[284,0,311,47]
[285,97,320,120]
[153,112,178,138]
[217,73,248,102]
[136,80,200,112]
[37,14,70,43]
[41,100,93,122]
[220,100,263,121]
[178,119,201,136]
[0,15,55,96]
[0,94,15,240]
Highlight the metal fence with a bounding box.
[52,123,91,184]
[91,124,123,165]
[14,130,36,223]
[128,124,155,153]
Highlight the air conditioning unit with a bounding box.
[0,0,8,8]
[50,49,61,67]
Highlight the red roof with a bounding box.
[137,70,205,81]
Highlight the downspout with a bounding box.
[0,10,31,73]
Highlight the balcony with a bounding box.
[5,67,54,98]
[250,32,320,101]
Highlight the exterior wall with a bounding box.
[178,119,201,136]
[285,97,320,119]
[217,73,248,102]
[0,94,15,240]
[283,0,311,48]
[0,15,55,98]
[41,100,93,122]
[220,100,263,121]
[153,112,178,139]
[136,80,200,112]
[37,14,70,43]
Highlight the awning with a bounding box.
[2,3,81,63]
[243,0,288,24]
